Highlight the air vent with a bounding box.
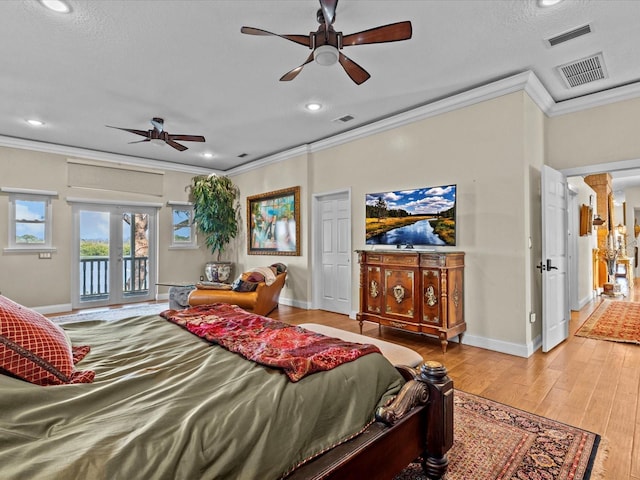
[333,114,355,123]
[238,153,248,158]
[557,53,607,88]
[547,24,592,47]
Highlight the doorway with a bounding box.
[312,189,352,315]
[71,202,158,309]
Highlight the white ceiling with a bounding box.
[1,0,640,174]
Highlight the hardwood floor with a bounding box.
[271,283,639,480]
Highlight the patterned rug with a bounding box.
[395,390,603,480]
[575,300,640,344]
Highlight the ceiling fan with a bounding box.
[241,0,412,85]
[107,117,205,152]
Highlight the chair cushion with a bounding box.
[232,278,258,292]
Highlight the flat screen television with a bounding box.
[365,184,457,247]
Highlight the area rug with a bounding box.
[49,302,169,323]
[575,300,640,344]
[395,390,603,480]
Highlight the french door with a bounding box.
[71,202,157,309]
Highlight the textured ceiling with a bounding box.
[1,0,640,173]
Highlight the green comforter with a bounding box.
[0,315,404,479]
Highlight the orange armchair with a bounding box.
[187,272,287,317]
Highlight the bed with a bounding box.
[0,298,453,480]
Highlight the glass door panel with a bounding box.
[79,210,110,303]
[122,212,150,299]
[72,204,156,309]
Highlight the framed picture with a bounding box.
[247,186,300,256]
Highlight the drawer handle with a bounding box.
[392,284,405,303]
[425,285,438,307]
[390,321,407,329]
[369,280,379,298]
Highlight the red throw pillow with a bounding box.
[245,272,265,283]
[0,296,94,386]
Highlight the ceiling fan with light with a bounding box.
[107,117,205,152]
[241,0,412,85]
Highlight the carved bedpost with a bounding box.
[421,360,454,480]
[375,361,454,480]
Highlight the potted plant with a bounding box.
[189,174,240,282]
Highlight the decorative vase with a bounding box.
[205,261,233,283]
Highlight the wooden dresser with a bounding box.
[356,250,465,353]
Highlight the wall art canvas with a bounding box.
[247,186,300,255]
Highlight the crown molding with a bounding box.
[548,80,640,116]
[0,135,216,175]
[228,144,310,176]
[4,70,640,177]
[227,70,640,176]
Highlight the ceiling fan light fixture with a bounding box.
[40,0,71,13]
[150,139,165,147]
[537,0,564,7]
[314,45,338,66]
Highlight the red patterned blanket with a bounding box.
[160,304,381,382]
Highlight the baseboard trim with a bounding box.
[279,297,310,310]
[462,333,534,358]
[34,303,73,315]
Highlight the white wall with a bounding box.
[567,176,597,307]
[237,91,540,356]
[230,153,310,308]
[0,148,210,309]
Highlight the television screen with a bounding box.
[365,185,457,247]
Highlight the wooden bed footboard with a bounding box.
[287,361,454,480]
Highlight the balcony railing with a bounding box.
[80,256,149,300]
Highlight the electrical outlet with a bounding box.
[529,312,536,323]
[38,252,52,259]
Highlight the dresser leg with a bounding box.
[440,336,448,354]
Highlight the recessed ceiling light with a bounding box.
[537,0,564,7]
[26,119,45,127]
[203,152,214,159]
[305,103,322,112]
[40,0,71,13]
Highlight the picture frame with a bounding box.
[247,186,300,256]
[579,204,593,236]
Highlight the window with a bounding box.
[2,188,57,253]
[168,202,197,248]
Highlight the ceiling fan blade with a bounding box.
[319,0,338,27]
[241,26,311,47]
[106,126,150,138]
[168,134,206,142]
[165,139,188,151]
[280,52,315,81]
[338,52,370,85]
[342,21,412,46]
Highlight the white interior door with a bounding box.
[72,203,157,309]
[541,165,570,352]
[314,191,351,315]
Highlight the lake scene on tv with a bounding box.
[365,185,456,247]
